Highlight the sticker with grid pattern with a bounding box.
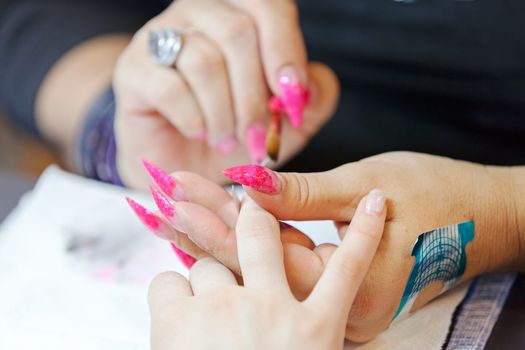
[393,221,474,321]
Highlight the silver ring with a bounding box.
[148,27,185,67]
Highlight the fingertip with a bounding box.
[148,271,191,309]
[364,189,387,216]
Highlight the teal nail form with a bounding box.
[393,221,475,321]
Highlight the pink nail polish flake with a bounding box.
[279,76,310,129]
[142,160,176,197]
[223,165,279,194]
[150,186,175,218]
[246,123,267,164]
[126,197,161,231]
[170,243,196,269]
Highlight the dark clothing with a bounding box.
[1,0,524,169]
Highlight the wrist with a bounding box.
[76,87,124,186]
[468,165,523,276]
[509,167,525,269]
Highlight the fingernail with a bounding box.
[278,65,309,128]
[142,160,186,201]
[365,189,386,215]
[222,164,280,194]
[170,243,196,269]
[150,186,186,233]
[246,122,267,164]
[150,185,174,218]
[125,197,171,240]
[216,135,238,155]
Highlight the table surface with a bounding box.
[1,169,523,349]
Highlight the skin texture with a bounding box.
[141,152,525,341]
[148,193,386,350]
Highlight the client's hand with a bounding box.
[137,152,521,341]
[148,193,386,350]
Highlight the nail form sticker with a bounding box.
[393,221,475,321]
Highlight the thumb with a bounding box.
[222,163,373,221]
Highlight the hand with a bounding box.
[148,192,386,350]
[140,152,521,341]
[113,0,339,188]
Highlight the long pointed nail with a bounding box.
[142,160,186,201]
[150,186,174,218]
[170,243,196,269]
[246,122,267,164]
[278,66,309,128]
[223,164,280,194]
[216,135,238,155]
[150,186,186,233]
[125,197,172,240]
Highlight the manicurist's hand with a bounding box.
[141,152,523,341]
[113,0,339,188]
[148,192,386,350]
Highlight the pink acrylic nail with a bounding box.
[278,66,310,129]
[268,95,285,114]
[216,135,238,155]
[142,160,186,200]
[246,122,267,164]
[150,185,175,218]
[170,243,196,269]
[126,197,162,232]
[223,164,280,194]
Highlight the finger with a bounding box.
[307,189,387,320]
[126,197,208,262]
[190,257,238,295]
[171,200,240,273]
[177,33,237,151]
[236,197,288,292]
[142,161,240,226]
[235,0,307,94]
[334,222,349,239]
[173,199,314,273]
[280,222,315,249]
[223,161,376,222]
[171,171,240,227]
[148,272,193,316]
[182,0,268,141]
[119,35,206,140]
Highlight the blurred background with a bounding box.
[0,110,58,178]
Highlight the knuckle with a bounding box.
[184,48,224,76]
[148,271,183,300]
[190,257,218,275]
[284,173,322,211]
[286,173,311,210]
[219,15,256,42]
[154,76,182,102]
